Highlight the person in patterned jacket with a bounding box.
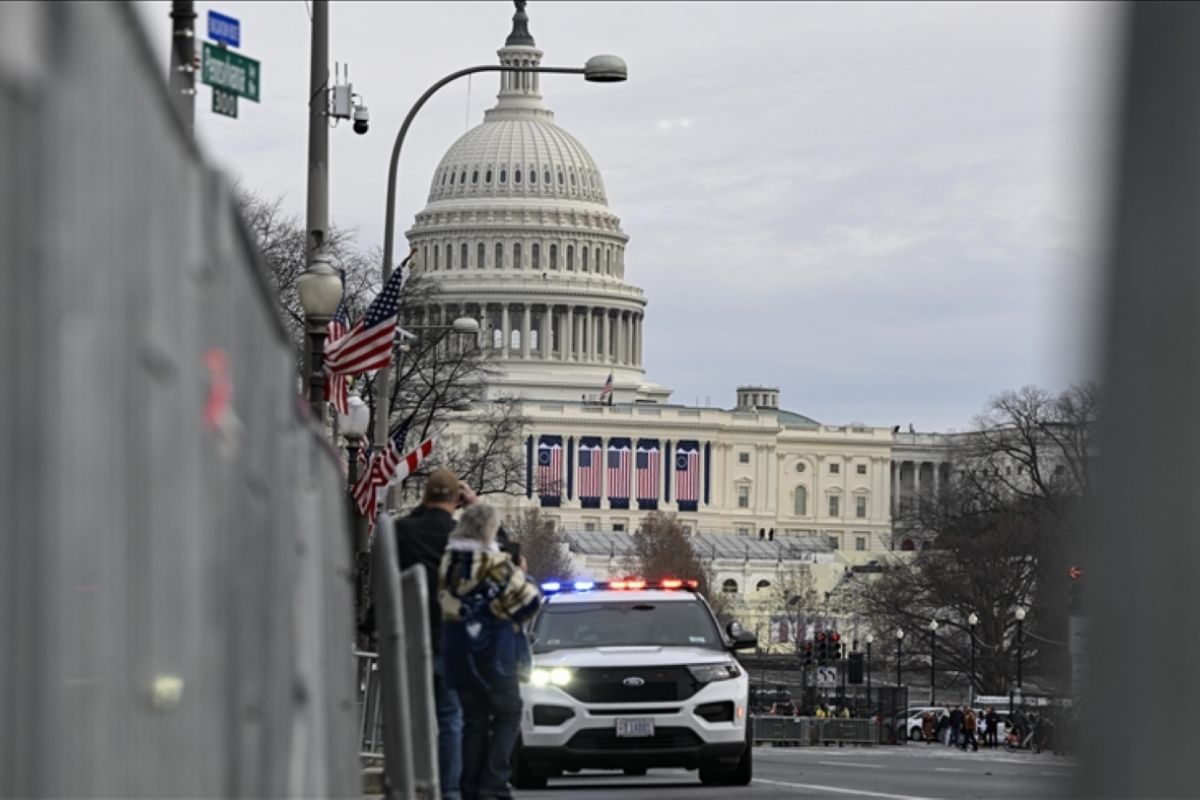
[439,502,541,800]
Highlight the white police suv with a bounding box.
[512,578,756,789]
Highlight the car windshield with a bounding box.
[532,600,723,653]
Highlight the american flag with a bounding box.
[537,439,563,498]
[636,442,660,502]
[324,274,352,414]
[578,440,602,500]
[352,423,432,531]
[599,372,614,405]
[607,443,630,503]
[675,442,700,507]
[324,253,412,382]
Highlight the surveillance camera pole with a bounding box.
[302,0,332,423]
[168,0,196,133]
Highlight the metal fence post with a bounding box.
[401,565,441,798]
[371,515,416,798]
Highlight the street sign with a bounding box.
[201,42,260,103]
[207,10,241,48]
[816,666,838,688]
[212,87,238,118]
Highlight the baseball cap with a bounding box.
[423,468,460,503]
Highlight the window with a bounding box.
[533,599,722,653]
[422,245,428,270]
[485,169,493,184]
[793,486,808,516]
[495,242,503,269]
[550,244,559,269]
[532,243,540,269]
[514,242,523,269]
[722,579,738,594]
[856,496,868,518]
[830,463,841,475]
[606,249,611,273]
[449,170,455,185]
[613,523,625,532]
[795,462,806,473]
[582,247,589,271]
[738,452,750,464]
[499,168,507,184]
[460,243,468,270]
[829,535,840,550]
[756,579,771,591]
[557,170,564,185]
[477,242,485,269]
[737,527,751,536]
[446,244,453,269]
[829,495,840,517]
[472,170,479,184]
[514,168,522,184]
[584,521,596,532]
[570,170,577,187]
[459,170,466,185]
[441,170,447,186]
[594,247,601,273]
[567,245,574,270]
[857,464,867,475]
[530,168,537,185]
[433,246,439,270]
[544,168,551,185]
[737,485,750,508]
[855,536,868,552]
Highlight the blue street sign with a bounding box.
[207,10,241,48]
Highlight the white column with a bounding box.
[540,306,551,359]
[579,307,589,362]
[634,316,642,366]
[891,461,898,518]
[521,305,531,359]
[914,461,922,498]
[501,304,511,360]
[615,312,625,365]
[602,309,611,363]
[600,436,608,508]
[564,305,574,362]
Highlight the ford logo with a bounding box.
[623,676,646,687]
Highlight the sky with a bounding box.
[134,1,1121,431]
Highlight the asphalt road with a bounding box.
[514,744,1077,799]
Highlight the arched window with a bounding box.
[449,170,455,185]
[544,168,551,185]
[510,329,521,351]
[557,170,564,185]
[491,327,503,349]
[530,168,537,185]
[514,242,523,269]
[566,245,574,270]
[459,170,466,185]
[477,242,485,269]
[531,243,541,270]
[756,579,771,591]
[472,170,479,184]
[422,245,428,271]
[581,247,589,272]
[794,486,808,516]
[722,579,739,594]
[446,244,453,269]
[485,169,493,184]
[460,243,468,270]
[530,328,539,351]
[499,168,507,184]
[495,242,504,269]
[901,539,916,552]
[550,244,559,270]
[595,247,601,273]
[569,170,576,187]
[433,246,439,270]
[605,248,611,273]
[514,168,522,184]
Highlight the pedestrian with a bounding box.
[921,711,935,744]
[392,467,476,800]
[976,709,987,745]
[815,705,827,719]
[948,706,964,748]
[985,706,999,748]
[961,707,978,752]
[936,711,950,745]
[440,502,541,800]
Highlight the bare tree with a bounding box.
[766,565,821,654]
[623,513,736,623]
[506,509,574,583]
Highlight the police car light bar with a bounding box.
[539,578,699,594]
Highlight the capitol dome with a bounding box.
[406,2,668,404]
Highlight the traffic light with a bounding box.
[1067,565,1084,614]
[815,631,828,664]
[830,631,842,661]
[803,640,814,666]
[848,652,865,684]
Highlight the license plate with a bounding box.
[615,717,654,738]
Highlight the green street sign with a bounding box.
[212,86,238,118]
[201,42,260,103]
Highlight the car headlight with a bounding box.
[688,663,741,684]
[531,667,572,687]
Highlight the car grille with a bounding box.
[567,727,702,752]
[560,666,697,703]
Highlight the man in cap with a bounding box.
[394,467,477,800]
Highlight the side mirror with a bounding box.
[726,621,756,650]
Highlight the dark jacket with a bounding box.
[394,505,456,652]
[949,708,965,730]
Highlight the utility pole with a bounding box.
[168,1,196,133]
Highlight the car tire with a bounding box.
[623,767,648,776]
[699,728,753,786]
[510,744,548,790]
[910,727,922,741]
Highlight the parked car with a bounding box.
[903,706,948,740]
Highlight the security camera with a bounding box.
[353,104,369,135]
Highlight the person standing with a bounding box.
[948,706,964,748]
[440,502,541,800]
[985,706,999,748]
[389,468,477,799]
[921,710,935,744]
[961,707,979,752]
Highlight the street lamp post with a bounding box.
[929,619,939,706]
[967,612,978,705]
[338,394,371,552]
[1015,606,1026,689]
[297,257,342,423]
[865,633,874,714]
[371,55,627,454]
[894,629,904,744]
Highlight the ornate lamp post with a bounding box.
[865,633,874,712]
[1015,606,1026,688]
[297,256,343,425]
[894,628,905,743]
[929,619,939,705]
[967,612,978,704]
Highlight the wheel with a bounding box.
[510,744,549,790]
[699,727,753,786]
[910,727,922,741]
[623,767,648,776]
[1004,739,1018,753]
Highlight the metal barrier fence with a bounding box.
[0,2,357,797]
[370,514,440,799]
[752,717,881,747]
[356,651,385,760]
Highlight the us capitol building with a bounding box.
[405,4,954,634]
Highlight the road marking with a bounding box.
[933,767,964,773]
[818,760,882,769]
[754,779,935,800]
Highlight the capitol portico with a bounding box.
[410,4,960,603]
